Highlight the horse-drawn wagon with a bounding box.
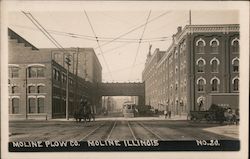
[73,100,95,123]
[187,104,227,123]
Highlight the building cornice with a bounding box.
[176,24,239,44]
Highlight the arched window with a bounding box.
[211,41,219,53]
[197,59,205,73]
[211,58,219,73]
[197,78,206,92]
[232,58,239,73]
[28,86,36,93]
[11,86,19,94]
[175,82,178,91]
[196,38,206,53]
[37,85,45,93]
[233,78,239,91]
[12,98,19,114]
[211,79,219,91]
[232,38,239,53]
[28,65,45,78]
[9,66,19,78]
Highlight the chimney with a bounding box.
[177,26,182,33]
[147,44,152,58]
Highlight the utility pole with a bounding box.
[65,55,71,120]
[189,10,192,25]
[75,48,79,110]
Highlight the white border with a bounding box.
[1,1,249,159]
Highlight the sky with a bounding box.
[8,10,239,82]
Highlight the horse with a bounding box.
[73,105,95,123]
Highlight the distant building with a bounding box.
[8,28,102,119]
[142,24,239,116]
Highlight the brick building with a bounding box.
[142,24,239,116]
[8,28,102,119]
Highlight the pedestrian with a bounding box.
[168,110,171,118]
[164,110,168,119]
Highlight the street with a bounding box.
[9,118,238,142]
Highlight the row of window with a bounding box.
[196,37,239,53]
[197,77,239,92]
[9,85,45,94]
[9,97,45,114]
[9,66,45,78]
[197,58,239,73]
[53,68,73,85]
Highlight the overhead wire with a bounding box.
[22,11,62,49]
[23,12,65,50]
[94,11,172,49]
[130,10,151,80]
[84,10,113,80]
[11,24,171,43]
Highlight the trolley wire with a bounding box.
[11,24,171,43]
[130,11,151,80]
[94,11,172,49]
[22,11,71,57]
[84,10,113,80]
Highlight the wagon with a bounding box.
[187,111,210,121]
[187,105,226,123]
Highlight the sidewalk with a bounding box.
[203,125,239,139]
[51,115,188,121]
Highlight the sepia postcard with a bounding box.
[1,1,249,159]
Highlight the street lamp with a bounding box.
[65,55,71,120]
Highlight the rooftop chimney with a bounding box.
[177,26,182,33]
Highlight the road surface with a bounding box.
[9,119,238,142]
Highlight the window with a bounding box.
[232,59,239,73]
[28,98,36,113]
[211,59,219,72]
[57,71,61,81]
[232,39,239,53]
[69,78,73,85]
[198,79,205,92]
[197,59,205,73]
[9,67,19,78]
[28,86,36,93]
[196,39,205,53]
[28,66,45,78]
[37,67,45,77]
[12,98,19,114]
[11,86,19,94]
[53,69,57,80]
[38,98,44,113]
[62,74,67,83]
[37,85,45,93]
[175,83,178,91]
[233,78,239,91]
[211,79,218,91]
[211,41,219,53]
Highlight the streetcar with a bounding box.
[122,101,136,118]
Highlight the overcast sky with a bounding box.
[8,10,239,82]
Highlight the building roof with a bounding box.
[8,28,39,50]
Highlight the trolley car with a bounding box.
[122,101,135,118]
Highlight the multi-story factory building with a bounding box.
[142,24,239,116]
[8,28,102,119]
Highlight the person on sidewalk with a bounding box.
[164,110,168,119]
[168,110,171,118]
